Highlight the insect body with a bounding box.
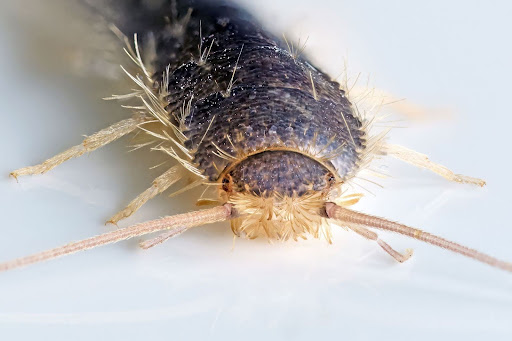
[2,0,510,272]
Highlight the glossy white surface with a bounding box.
[1,1,511,340]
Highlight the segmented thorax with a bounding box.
[145,1,367,240]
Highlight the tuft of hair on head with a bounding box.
[228,190,332,242]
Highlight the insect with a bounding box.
[1,0,510,272]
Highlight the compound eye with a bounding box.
[222,175,233,192]
[326,172,336,186]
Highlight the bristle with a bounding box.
[228,191,329,242]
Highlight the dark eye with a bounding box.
[222,177,231,191]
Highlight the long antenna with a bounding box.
[325,202,512,272]
[0,205,232,272]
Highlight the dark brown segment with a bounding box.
[105,0,366,195]
[229,151,332,197]
[183,86,363,181]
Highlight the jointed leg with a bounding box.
[10,115,146,179]
[346,224,413,263]
[382,143,485,187]
[107,165,183,225]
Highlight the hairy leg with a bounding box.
[10,114,146,179]
[382,143,485,186]
[107,165,183,225]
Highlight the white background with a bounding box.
[1,0,511,340]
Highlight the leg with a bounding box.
[347,224,413,263]
[107,165,183,225]
[10,115,146,179]
[349,86,449,121]
[139,226,188,249]
[382,143,486,187]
